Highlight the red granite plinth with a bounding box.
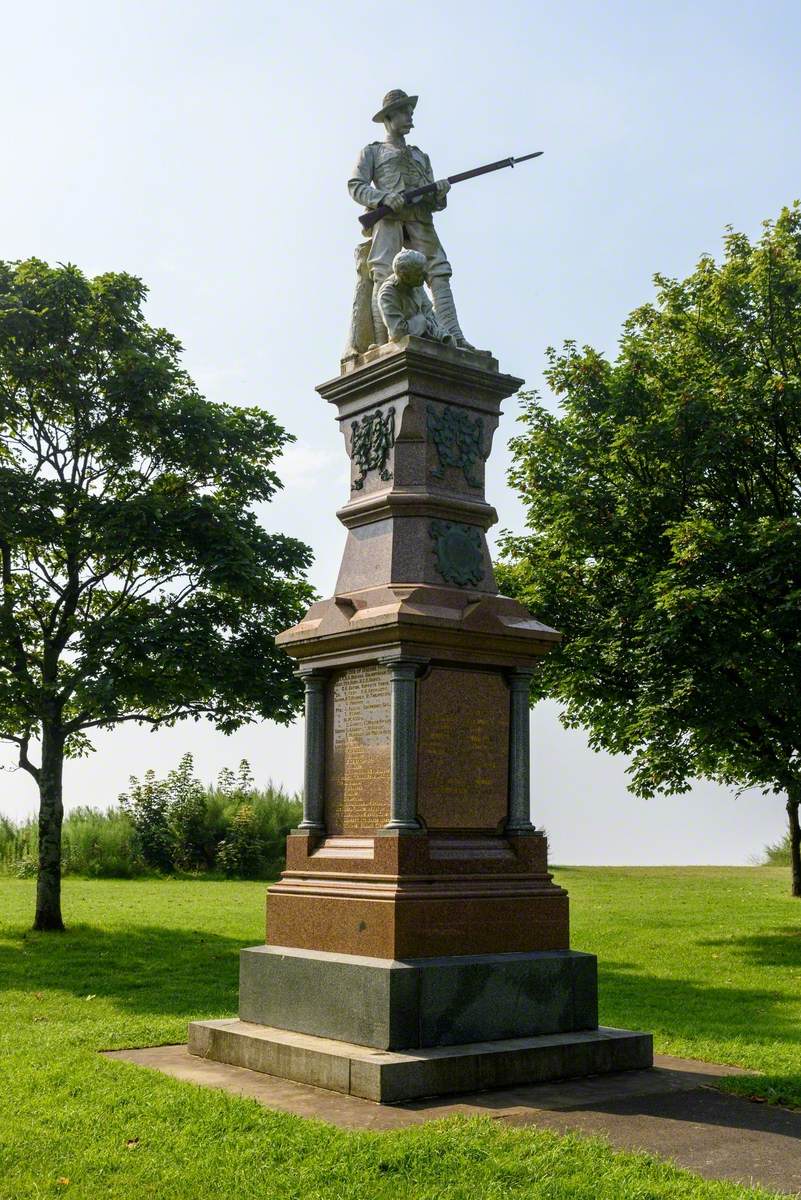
[267,830,568,959]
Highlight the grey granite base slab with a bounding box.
[239,945,598,1050]
[188,1018,652,1103]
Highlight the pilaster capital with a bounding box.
[379,654,429,680]
[296,665,328,691]
[507,666,535,692]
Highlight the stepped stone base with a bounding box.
[188,1019,653,1103]
[239,945,598,1050]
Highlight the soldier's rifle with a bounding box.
[358,151,543,231]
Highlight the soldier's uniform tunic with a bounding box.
[348,141,453,285]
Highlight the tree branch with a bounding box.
[0,732,42,783]
[64,706,206,735]
[0,539,35,688]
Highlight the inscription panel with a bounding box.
[325,664,391,834]
[417,667,509,831]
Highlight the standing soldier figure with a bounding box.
[348,89,473,351]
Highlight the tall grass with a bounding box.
[202,784,303,877]
[0,806,141,878]
[0,813,34,875]
[0,756,302,879]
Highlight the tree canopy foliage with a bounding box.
[499,204,801,894]
[0,259,313,927]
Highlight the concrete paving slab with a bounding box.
[502,1088,801,1197]
[103,1045,801,1196]
[103,1044,427,1130]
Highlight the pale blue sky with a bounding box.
[1,0,798,861]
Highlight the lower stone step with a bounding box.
[188,1018,653,1104]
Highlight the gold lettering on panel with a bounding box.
[325,664,391,834]
[417,667,509,831]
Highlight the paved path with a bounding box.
[105,1046,801,1196]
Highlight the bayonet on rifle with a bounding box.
[359,151,543,231]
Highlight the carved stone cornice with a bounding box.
[318,337,523,421]
[336,488,498,529]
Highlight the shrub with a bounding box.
[246,788,303,875]
[217,805,267,879]
[0,806,142,878]
[0,754,302,880]
[119,754,301,878]
[15,856,38,879]
[164,754,211,871]
[762,832,791,867]
[0,814,16,856]
[0,814,36,875]
[203,764,301,877]
[60,806,143,878]
[119,771,173,871]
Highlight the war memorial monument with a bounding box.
[188,90,653,1103]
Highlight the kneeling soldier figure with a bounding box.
[378,250,455,345]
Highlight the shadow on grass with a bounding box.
[0,922,245,1017]
[700,928,801,969]
[596,959,798,1049]
[596,959,801,1116]
[3,924,798,1044]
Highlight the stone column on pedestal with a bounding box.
[384,657,425,831]
[298,669,326,832]
[507,667,536,833]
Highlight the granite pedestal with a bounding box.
[238,946,598,1049]
[188,339,652,1101]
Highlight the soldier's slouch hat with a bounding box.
[373,89,418,123]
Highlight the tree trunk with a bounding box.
[787,792,801,900]
[33,721,66,931]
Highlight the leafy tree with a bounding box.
[0,259,313,930]
[499,205,801,897]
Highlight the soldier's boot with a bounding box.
[429,277,474,350]
[370,279,389,347]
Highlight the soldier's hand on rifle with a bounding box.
[383,192,406,212]
[435,179,451,198]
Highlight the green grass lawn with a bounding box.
[564,866,801,1109]
[0,868,797,1200]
